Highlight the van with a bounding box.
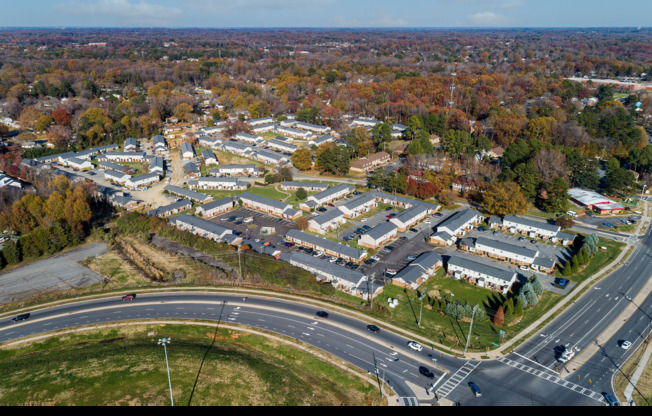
[566,211,577,218]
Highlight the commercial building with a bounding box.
[567,188,625,214]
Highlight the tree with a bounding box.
[35,115,53,133]
[514,162,542,202]
[52,108,72,127]
[295,217,309,230]
[604,165,636,196]
[533,148,568,186]
[347,127,374,158]
[295,187,307,201]
[493,305,505,326]
[540,177,570,213]
[482,181,529,216]
[372,123,392,149]
[2,239,21,265]
[18,107,42,130]
[441,129,473,158]
[530,275,544,296]
[173,103,193,122]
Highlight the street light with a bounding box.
[417,293,427,327]
[158,337,174,406]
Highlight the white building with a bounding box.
[359,222,398,249]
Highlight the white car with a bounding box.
[424,220,431,225]
[407,341,423,352]
[371,255,380,261]
[621,340,632,350]
[361,217,368,223]
[519,266,529,271]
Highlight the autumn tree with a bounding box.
[291,146,313,171]
[482,181,529,216]
[493,305,505,326]
[35,115,53,133]
[173,103,194,122]
[52,108,72,127]
[346,127,374,158]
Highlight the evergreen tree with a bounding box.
[474,304,487,322]
[295,187,307,201]
[530,275,544,296]
[514,297,524,316]
[526,289,539,307]
[504,301,513,323]
[3,240,21,265]
[562,261,572,276]
[518,292,529,309]
[571,256,579,273]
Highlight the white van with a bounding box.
[566,211,578,218]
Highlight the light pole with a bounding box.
[464,305,477,356]
[158,337,174,406]
[417,293,427,327]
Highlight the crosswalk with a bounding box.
[436,361,480,397]
[399,396,419,406]
[499,357,605,404]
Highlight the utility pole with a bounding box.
[96,255,103,290]
[418,293,427,327]
[237,246,243,281]
[464,305,477,356]
[368,273,375,309]
[158,337,174,406]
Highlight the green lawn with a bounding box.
[555,237,626,283]
[195,185,289,203]
[0,324,381,406]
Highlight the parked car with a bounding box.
[604,394,619,406]
[419,366,435,379]
[554,278,569,289]
[328,203,335,207]
[385,207,393,211]
[408,341,423,352]
[493,230,499,236]
[367,324,381,333]
[409,228,418,233]
[385,269,397,276]
[317,207,328,213]
[603,222,616,229]
[586,211,595,217]
[316,311,329,319]
[371,255,380,261]
[406,255,417,261]
[519,237,526,242]
[362,225,372,231]
[519,266,529,271]
[469,382,482,397]
[234,221,243,225]
[11,313,30,323]
[122,294,137,301]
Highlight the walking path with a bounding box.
[624,340,652,405]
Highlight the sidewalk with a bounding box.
[624,340,652,405]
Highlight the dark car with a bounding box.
[317,207,328,213]
[419,366,435,379]
[234,221,243,225]
[316,311,329,319]
[11,313,30,323]
[367,324,381,333]
[409,228,418,233]
[122,294,137,301]
[385,207,393,211]
[554,278,569,289]
[328,203,335,207]
[603,222,615,229]
[604,394,619,406]
[362,225,372,231]
[469,382,482,397]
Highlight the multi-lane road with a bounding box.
[2,212,652,405]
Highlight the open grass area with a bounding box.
[614,342,652,406]
[194,184,289,202]
[555,237,626,283]
[0,324,381,406]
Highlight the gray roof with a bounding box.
[181,142,194,154]
[369,190,440,212]
[129,172,160,183]
[310,208,345,226]
[282,181,328,190]
[411,251,443,270]
[198,197,234,212]
[280,252,365,286]
[148,199,192,216]
[392,204,428,224]
[556,232,577,243]
[503,215,561,233]
[169,214,233,240]
[341,193,376,212]
[436,209,483,233]
[164,185,212,203]
[99,161,125,171]
[364,221,398,241]
[239,192,292,212]
[286,230,366,260]
[268,139,297,150]
[125,137,138,147]
[202,149,217,160]
[313,135,336,145]
[447,255,516,284]
[149,156,164,170]
[311,183,354,202]
[475,237,539,260]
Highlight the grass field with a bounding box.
[0,324,382,406]
[195,184,289,203]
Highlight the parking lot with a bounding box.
[210,207,298,252]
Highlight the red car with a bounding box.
[122,294,137,301]
[328,203,335,207]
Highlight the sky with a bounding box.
[4,0,652,28]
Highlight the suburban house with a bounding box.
[301,184,355,211]
[109,195,140,211]
[104,169,130,184]
[188,177,248,191]
[446,255,517,294]
[99,152,146,163]
[266,139,298,154]
[126,172,161,189]
[286,230,367,263]
[430,209,485,246]
[238,192,301,220]
[211,164,259,177]
[147,199,192,217]
[312,135,336,146]
[169,214,234,243]
[64,157,93,171]
[202,149,218,165]
[195,197,234,218]
[281,182,329,192]
[280,252,370,297]
[350,151,391,173]
[184,162,200,178]
[153,135,168,154]
[391,251,443,290]
[124,138,139,151]
[181,142,195,159]
[164,185,214,204]
[149,156,165,174]
[358,222,398,249]
[234,132,264,145]
[307,208,347,235]
[390,204,429,232]
[338,193,378,219]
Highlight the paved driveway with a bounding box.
[0,243,107,305]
